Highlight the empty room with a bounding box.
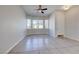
[0,5,79,54]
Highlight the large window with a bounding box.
[26,19,31,29]
[45,20,48,29]
[38,20,43,29]
[27,19,48,29]
[32,20,38,29]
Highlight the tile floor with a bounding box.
[9,35,79,54]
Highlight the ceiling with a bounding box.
[22,5,62,17]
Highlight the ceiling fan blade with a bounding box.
[42,8,47,10]
[41,11,44,14]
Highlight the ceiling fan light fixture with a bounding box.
[62,5,72,10]
[38,10,41,13]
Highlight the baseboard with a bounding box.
[5,37,25,54]
[64,35,79,42]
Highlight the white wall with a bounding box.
[65,6,79,41]
[49,12,56,37]
[49,11,65,37]
[0,6,27,53]
[55,11,65,37]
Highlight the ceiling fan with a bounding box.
[36,5,47,14]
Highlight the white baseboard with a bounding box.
[64,35,79,42]
[5,37,24,54]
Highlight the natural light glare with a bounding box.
[38,20,43,29]
[26,19,31,29]
[32,20,38,29]
[26,19,48,29]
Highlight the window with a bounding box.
[26,19,31,29]
[45,20,48,29]
[32,20,43,29]
[38,20,43,29]
[32,20,38,29]
[26,19,48,29]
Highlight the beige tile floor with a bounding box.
[9,35,79,54]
